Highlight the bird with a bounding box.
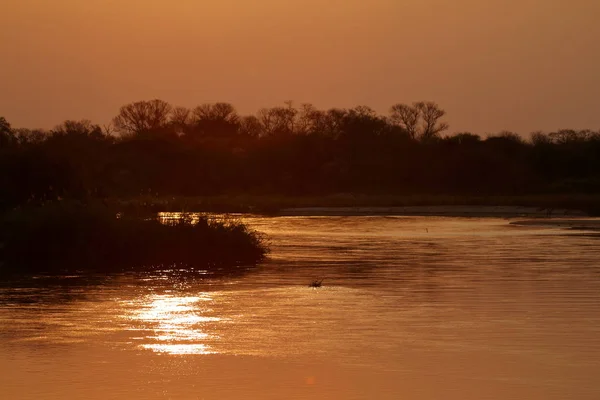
[308,278,324,288]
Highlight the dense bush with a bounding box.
[0,203,267,274]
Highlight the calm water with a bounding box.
[1,216,600,399]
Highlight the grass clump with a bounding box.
[0,202,267,275]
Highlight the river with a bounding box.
[1,216,599,399]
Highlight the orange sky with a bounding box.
[2,0,599,133]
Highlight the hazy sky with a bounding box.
[2,0,599,134]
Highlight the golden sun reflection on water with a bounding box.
[124,294,221,355]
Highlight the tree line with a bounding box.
[1,100,600,210]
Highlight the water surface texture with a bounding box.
[1,216,600,399]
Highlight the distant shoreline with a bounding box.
[510,219,600,230]
[276,205,588,218]
[116,194,600,217]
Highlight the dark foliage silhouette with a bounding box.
[0,202,267,274]
[1,100,600,213]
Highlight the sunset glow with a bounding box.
[2,0,599,132]
[2,2,600,398]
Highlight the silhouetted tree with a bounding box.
[389,103,420,140]
[257,102,298,136]
[293,103,318,135]
[444,132,481,146]
[239,115,262,138]
[531,131,552,146]
[170,106,192,134]
[549,129,593,144]
[0,117,14,147]
[193,103,238,123]
[416,101,449,141]
[51,120,105,140]
[3,99,600,208]
[12,128,47,145]
[390,101,448,141]
[113,99,173,136]
[173,103,241,155]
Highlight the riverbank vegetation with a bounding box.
[0,202,267,275]
[115,193,600,215]
[2,100,600,214]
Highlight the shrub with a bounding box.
[0,202,267,275]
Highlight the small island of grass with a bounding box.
[0,203,267,275]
